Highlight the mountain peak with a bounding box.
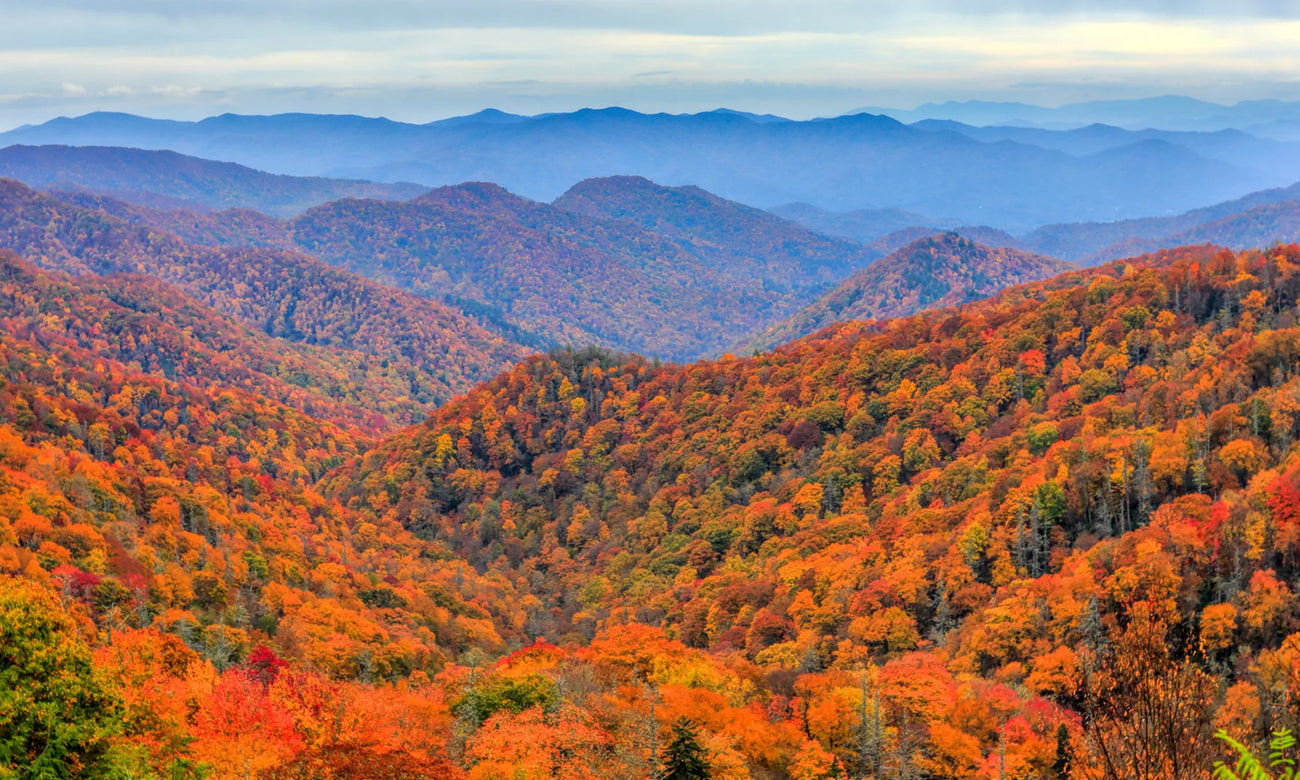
[410,181,530,211]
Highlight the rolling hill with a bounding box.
[0,144,425,216]
[1,109,1279,229]
[1019,179,1300,261]
[0,178,527,426]
[289,180,875,361]
[552,175,871,284]
[747,232,1071,350]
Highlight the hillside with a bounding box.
[290,181,869,361]
[7,237,1300,775]
[749,233,1070,350]
[553,175,870,286]
[1021,179,1300,261]
[322,242,1300,776]
[0,250,514,776]
[1,110,1278,229]
[49,189,298,250]
[0,144,425,216]
[0,178,528,426]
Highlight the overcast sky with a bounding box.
[3,1,1300,128]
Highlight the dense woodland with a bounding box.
[4,215,1300,777]
[750,234,1071,351]
[0,179,527,428]
[291,180,873,361]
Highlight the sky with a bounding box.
[3,0,1300,129]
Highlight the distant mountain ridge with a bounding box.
[858,95,1300,133]
[0,144,424,216]
[1019,179,1300,262]
[2,107,1286,229]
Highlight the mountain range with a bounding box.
[0,144,424,216]
[4,110,1300,778]
[7,108,1299,229]
[859,95,1300,135]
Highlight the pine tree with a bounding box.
[661,718,710,780]
[1052,723,1074,779]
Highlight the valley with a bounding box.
[2,118,1300,779]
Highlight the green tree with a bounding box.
[0,578,128,779]
[660,718,710,780]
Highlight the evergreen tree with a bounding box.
[1052,724,1074,779]
[661,718,710,780]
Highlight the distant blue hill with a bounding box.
[3,106,1298,229]
[860,95,1300,133]
[0,144,425,216]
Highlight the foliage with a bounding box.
[0,577,127,779]
[0,179,527,428]
[750,232,1072,350]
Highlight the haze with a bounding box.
[4,0,1300,128]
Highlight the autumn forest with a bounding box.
[5,130,1300,780]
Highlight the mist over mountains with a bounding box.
[8,101,1300,230]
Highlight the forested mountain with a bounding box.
[321,242,1300,776]
[290,181,872,361]
[0,178,527,425]
[1,110,1279,229]
[0,144,424,216]
[748,233,1070,350]
[6,231,1300,776]
[0,250,515,777]
[0,253,479,432]
[553,176,870,282]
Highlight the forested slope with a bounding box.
[749,233,1071,350]
[0,178,528,426]
[326,242,1300,776]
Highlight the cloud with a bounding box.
[2,0,1300,127]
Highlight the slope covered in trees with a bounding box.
[7,227,1300,776]
[553,175,872,286]
[0,178,528,426]
[749,233,1071,350]
[322,242,1300,776]
[291,182,867,361]
[50,188,299,251]
[0,253,522,776]
[0,144,425,216]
